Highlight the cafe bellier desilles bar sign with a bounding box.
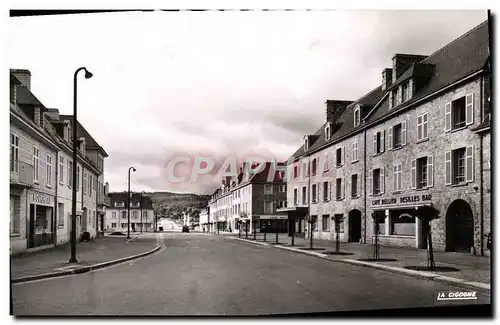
[372,194,432,207]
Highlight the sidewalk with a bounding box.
[10,236,159,282]
[229,232,491,287]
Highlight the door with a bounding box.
[28,204,35,248]
[348,210,362,242]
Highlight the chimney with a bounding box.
[225,176,232,187]
[46,108,60,121]
[392,54,428,83]
[11,69,31,90]
[325,100,354,123]
[381,68,392,91]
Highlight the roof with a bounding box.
[108,192,154,209]
[59,115,109,157]
[15,85,46,108]
[287,20,489,161]
[288,86,384,161]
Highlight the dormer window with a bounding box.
[304,136,309,151]
[402,82,409,102]
[354,106,361,127]
[325,123,332,141]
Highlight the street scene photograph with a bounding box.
[7,7,492,318]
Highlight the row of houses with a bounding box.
[9,69,111,255]
[204,20,491,256]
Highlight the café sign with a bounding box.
[32,192,52,205]
[372,194,432,207]
[258,215,288,220]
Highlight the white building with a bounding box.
[105,192,155,232]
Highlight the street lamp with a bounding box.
[69,67,92,264]
[127,166,136,239]
[140,191,145,233]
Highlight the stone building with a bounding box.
[280,20,491,255]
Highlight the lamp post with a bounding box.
[140,191,145,233]
[127,166,136,239]
[69,67,92,264]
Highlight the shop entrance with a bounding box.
[348,209,362,242]
[28,204,54,248]
[446,199,474,253]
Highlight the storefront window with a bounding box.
[390,210,415,236]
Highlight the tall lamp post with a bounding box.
[69,67,93,263]
[127,166,136,239]
[140,191,145,233]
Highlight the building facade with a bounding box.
[105,192,155,232]
[280,21,491,255]
[10,69,109,255]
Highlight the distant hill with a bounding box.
[144,192,209,220]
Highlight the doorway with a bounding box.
[446,199,474,253]
[348,210,362,242]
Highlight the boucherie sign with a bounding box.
[372,194,432,206]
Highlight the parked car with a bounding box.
[182,226,190,233]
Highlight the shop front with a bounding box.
[369,193,433,249]
[275,206,308,238]
[27,190,55,249]
[257,215,288,233]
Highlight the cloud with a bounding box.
[8,10,487,194]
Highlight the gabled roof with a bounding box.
[59,114,109,157]
[15,86,46,108]
[108,192,153,209]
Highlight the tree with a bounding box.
[333,215,344,253]
[306,215,317,249]
[372,211,386,260]
[415,205,441,270]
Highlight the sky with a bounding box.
[8,10,487,195]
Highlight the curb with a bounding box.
[11,245,162,284]
[232,237,491,292]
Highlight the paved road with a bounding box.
[12,233,490,316]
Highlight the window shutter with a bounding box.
[427,155,434,188]
[402,121,407,146]
[381,130,385,152]
[380,167,385,194]
[332,150,336,167]
[411,159,416,189]
[388,127,393,150]
[341,146,345,166]
[368,170,372,195]
[466,93,474,126]
[445,151,452,185]
[357,173,361,197]
[445,102,452,132]
[342,178,345,199]
[329,182,332,201]
[373,134,377,155]
[398,165,402,191]
[393,165,397,192]
[324,153,328,171]
[466,145,474,182]
[389,92,393,109]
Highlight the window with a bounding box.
[311,158,317,175]
[112,211,117,219]
[393,88,399,107]
[83,171,87,194]
[115,202,125,208]
[58,203,64,227]
[323,181,330,202]
[389,122,406,149]
[325,123,332,140]
[302,162,308,178]
[89,175,93,196]
[278,201,287,208]
[354,106,361,127]
[412,156,433,189]
[10,196,20,234]
[446,147,473,185]
[264,201,273,214]
[304,137,309,151]
[333,214,345,233]
[132,211,138,219]
[294,188,298,205]
[46,155,52,186]
[352,142,358,162]
[302,186,307,205]
[59,156,64,184]
[67,161,72,188]
[373,130,385,155]
[279,185,287,192]
[10,134,19,173]
[33,147,39,182]
[390,211,415,236]
[121,223,127,228]
[416,113,428,141]
[312,184,317,203]
[351,174,358,198]
[76,166,80,191]
[402,83,409,102]
[112,223,117,228]
[322,215,330,231]
[369,168,385,195]
[335,147,344,167]
[121,211,127,219]
[264,184,273,195]
[294,165,298,179]
[445,94,474,131]
[335,178,344,200]
[393,164,403,192]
